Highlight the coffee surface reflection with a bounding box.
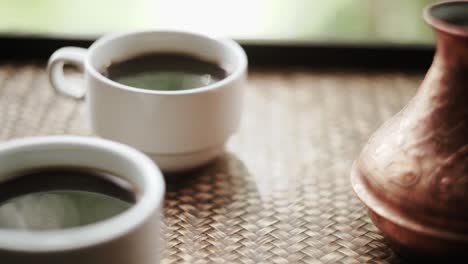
[0,167,135,230]
[101,52,227,91]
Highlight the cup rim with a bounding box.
[85,29,248,95]
[423,0,468,38]
[0,136,165,252]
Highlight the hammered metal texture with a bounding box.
[0,63,421,263]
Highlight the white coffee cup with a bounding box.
[47,30,248,172]
[0,136,165,264]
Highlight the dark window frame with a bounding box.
[0,34,434,70]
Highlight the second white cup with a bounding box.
[47,30,248,172]
[0,136,165,264]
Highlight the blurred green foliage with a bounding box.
[0,0,436,44]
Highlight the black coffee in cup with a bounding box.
[0,167,136,230]
[101,52,227,91]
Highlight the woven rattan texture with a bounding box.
[0,63,422,263]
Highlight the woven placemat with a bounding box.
[0,63,422,263]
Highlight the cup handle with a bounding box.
[47,47,88,99]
